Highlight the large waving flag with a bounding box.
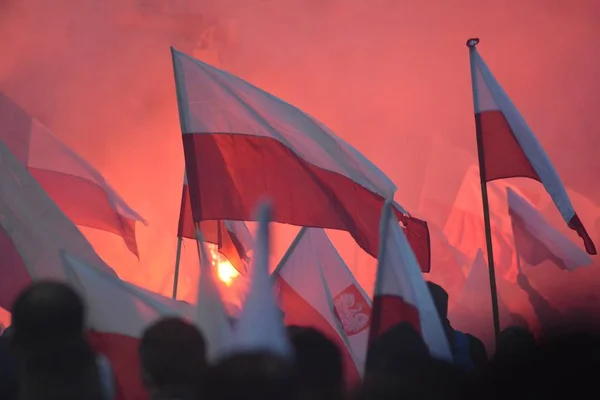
[507,188,592,271]
[467,40,595,255]
[178,174,253,273]
[369,201,452,361]
[0,141,116,310]
[272,227,371,384]
[231,202,292,358]
[171,48,431,272]
[61,251,194,400]
[0,92,147,257]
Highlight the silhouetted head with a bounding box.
[427,282,449,320]
[139,317,206,397]
[494,325,536,362]
[466,334,488,370]
[10,281,105,400]
[287,326,343,397]
[365,322,429,376]
[205,351,296,400]
[11,281,86,353]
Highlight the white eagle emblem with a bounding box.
[333,291,370,336]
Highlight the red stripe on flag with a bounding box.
[478,110,596,254]
[0,228,33,310]
[28,168,140,257]
[477,111,538,182]
[368,294,420,343]
[276,276,360,386]
[89,331,147,400]
[183,133,430,272]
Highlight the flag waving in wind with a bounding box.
[0,92,147,257]
[0,141,116,311]
[370,201,451,361]
[272,227,372,383]
[507,188,592,271]
[467,40,596,255]
[178,174,252,274]
[171,48,431,272]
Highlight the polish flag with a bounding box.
[369,201,452,361]
[178,174,253,273]
[467,40,596,255]
[231,202,292,358]
[507,188,592,271]
[170,48,431,272]
[444,165,533,281]
[61,251,194,400]
[0,141,116,311]
[272,227,372,384]
[0,92,147,257]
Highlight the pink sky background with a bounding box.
[1,0,599,335]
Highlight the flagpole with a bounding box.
[172,236,183,299]
[467,38,501,341]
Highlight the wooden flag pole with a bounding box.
[467,37,501,341]
[172,236,183,299]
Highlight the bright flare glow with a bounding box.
[208,243,240,286]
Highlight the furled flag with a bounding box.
[467,40,595,255]
[369,200,452,361]
[231,202,292,358]
[507,188,592,271]
[178,174,253,273]
[0,141,116,311]
[0,92,147,257]
[61,251,194,400]
[272,227,372,383]
[194,228,235,361]
[170,47,431,272]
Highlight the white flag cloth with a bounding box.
[370,201,452,361]
[273,227,371,382]
[231,202,292,358]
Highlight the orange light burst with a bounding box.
[208,243,240,286]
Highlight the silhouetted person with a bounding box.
[483,331,600,400]
[10,281,107,400]
[205,352,296,400]
[427,281,486,371]
[139,317,207,400]
[365,322,429,376]
[360,322,469,400]
[0,326,17,400]
[493,325,536,364]
[287,326,344,400]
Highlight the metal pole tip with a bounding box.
[466,38,480,48]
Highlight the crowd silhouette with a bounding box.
[1,279,599,400]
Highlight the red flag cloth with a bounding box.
[369,201,451,361]
[0,142,116,310]
[62,252,195,400]
[171,48,431,272]
[0,92,147,257]
[468,43,595,255]
[273,228,372,384]
[178,178,252,273]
